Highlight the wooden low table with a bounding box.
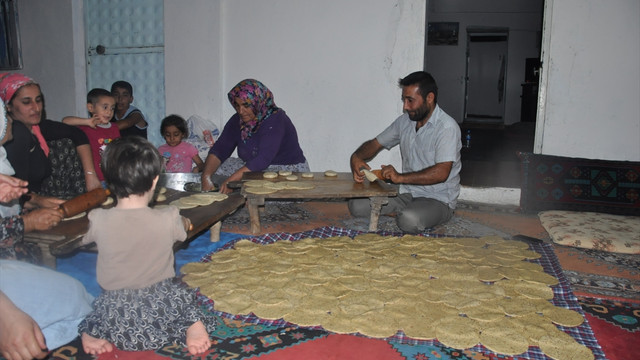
[240,172,397,234]
[24,189,245,268]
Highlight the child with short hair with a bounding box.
[78,136,216,356]
[110,80,148,138]
[158,115,204,173]
[62,88,120,182]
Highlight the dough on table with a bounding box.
[301,172,314,178]
[101,197,114,206]
[324,170,338,177]
[62,211,86,221]
[263,171,278,179]
[245,186,278,194]
[170,199,198,209]
[278,170,292,176]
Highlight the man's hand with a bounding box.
[0,174,28,203]
[380,165,402,183]
[0,292,48,360]
[350,139,383,183]
[350,154,369,183]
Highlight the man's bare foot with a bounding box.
[186,321,211,355]
[81,332,113,355]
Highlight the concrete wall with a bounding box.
[166,0,425,171]
[164,0,222,127]
[537,0,640,160]
[14,0,640,174]
[16,0,85,121]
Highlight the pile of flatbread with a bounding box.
[244,179,315,195]
[182,234,593,360]
[169,192,228,209]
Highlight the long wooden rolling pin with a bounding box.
[58,188,111,218]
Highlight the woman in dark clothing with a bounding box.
[0,73,101,196]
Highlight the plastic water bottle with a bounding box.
[465,130,471,148]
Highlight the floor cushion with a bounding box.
[539,210,640,254]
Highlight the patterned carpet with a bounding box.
[220,200,639,301]
[26,200,638,360]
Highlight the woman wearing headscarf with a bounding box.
[201,79,309,193]
[0,101,64,264]
[0,73,101,197]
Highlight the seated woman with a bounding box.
[0,73,101,198]
[0,102,64,264]
[201,79,309,193]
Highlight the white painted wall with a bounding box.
[536,0,640,161]
[164,0,222,127]
[14,0,640,177]
[166,0,426,172]
[16,0,84,122]
[425,0,543,126]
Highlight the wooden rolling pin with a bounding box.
[58,188,111,218]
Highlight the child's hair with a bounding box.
[101,136,163,198]
[160,114,189,137]
[87,88,114,105]
[111,80,133,95]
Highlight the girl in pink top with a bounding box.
[158,115,204,173]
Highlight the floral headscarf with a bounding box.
[227,79,279,141]
[0,73,49,156]
[0,72,37,105]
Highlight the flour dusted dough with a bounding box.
[62,211,86,221]
[182,234,590,359]
[101,197,114,206]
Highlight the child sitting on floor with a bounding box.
[158,114,204,173]
[78,136,217,356]
[62,88,120,183]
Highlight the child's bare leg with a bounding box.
[81,332,113,355]
[186,320,211,355]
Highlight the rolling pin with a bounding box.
[58,188,111,218]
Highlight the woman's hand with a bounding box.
[0,292,48,360]
[201,176,216,192]
[201,154,222,192]
[0,174,28,202]
[220,167,249,194]
[21,208,64,232]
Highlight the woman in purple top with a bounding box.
[201,79,308,193]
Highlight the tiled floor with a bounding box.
[459,122,535,188]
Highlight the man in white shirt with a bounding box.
[349,71,461,233]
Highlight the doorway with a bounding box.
[464,28,508,125]
[84,0,165,146]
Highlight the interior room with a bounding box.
[2,1,638,359]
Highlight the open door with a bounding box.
[464,28,508,125]
[84,0,165,146]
